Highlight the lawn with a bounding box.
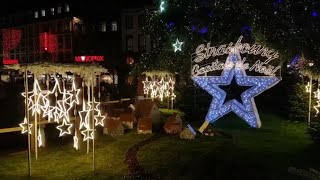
[0,112,319,179]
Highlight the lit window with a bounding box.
[101,22,106,32]
[41,9,45,17]
[57,6,62,14]
[65,4,69,12]
[51,8,55,15]
[127,35,133,51]
[34,11,38,18]
[111,21,117,31]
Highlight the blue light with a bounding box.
[192,52,281,128]
[208,10,214,18]
[241,25,252,36]
[166,21,176,29]
[191,25,208,34]
[312,11,318,17]
[198,27,208,34]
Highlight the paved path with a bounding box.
[124,134,162,178]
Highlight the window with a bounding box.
[34,11,39,18]
[65,4,69,12]
[51,8,55,15]
[126,35,133,51]
[138,35,146,51]
[125,15,133,29]
[138,14,144,28]
[41,9,45,17]
[65,35,71,49]
[101,22,106,32]
[57,6,62,14]
[111,21,117,31]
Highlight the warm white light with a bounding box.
[56,119,73,137]
[19,117,33,134]
[306,82,311,93]
[73,135,79,150]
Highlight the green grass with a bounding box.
[0,112,319,179]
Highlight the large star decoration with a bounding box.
[172,38,184,52]
[192,52,281,128]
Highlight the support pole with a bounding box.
[34,76,38,160]
[308,75,313,124]
[87,79,90,154]
[25,70,31,176]
[91,70,95,171]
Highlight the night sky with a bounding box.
[0,0,154,16]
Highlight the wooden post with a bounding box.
[91,70,95,171]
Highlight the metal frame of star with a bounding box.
[192,52,281,128]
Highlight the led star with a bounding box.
[314,88,320,99]
[172,38,184,52]
[19,117,33,134]
[306,82,311,93]
[78,110,89,130]
[192,52,281,128]
[37,128,43,148]
[94,113,105,127]
[159,1,165,12]
[314,100,320,115]
[81,128,95,141]
[73,135,79,150]
[56,120,73,137]
[67,81,81,105]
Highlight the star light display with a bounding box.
[192,52,281,128]
[94,112,105,127]
[19,117,33,134]
[56,119,73,137]
[143,77,176,101]
[172,38,184,52]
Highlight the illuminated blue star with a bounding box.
[172,38,184,52]
[192,52,281,128]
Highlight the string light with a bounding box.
[192,52,281,128]
[172,38,184,52]
[19,117,33,134]
[143,77,176,101]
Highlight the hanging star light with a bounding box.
[159,1,165,12]
[314,88,320,99]
[37,128,43,148]
[81,128,95,141]
[19,117,33,134]
[314,100,320,115]
[143,77,176,101]
[94,112,105,127]
[73,135,79,150]
[192,52,281,128]
[67,80,81,105]
[78,110,89,130]
[56,119,73,136]
[172,38,184,52]
[306,82,312,93]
